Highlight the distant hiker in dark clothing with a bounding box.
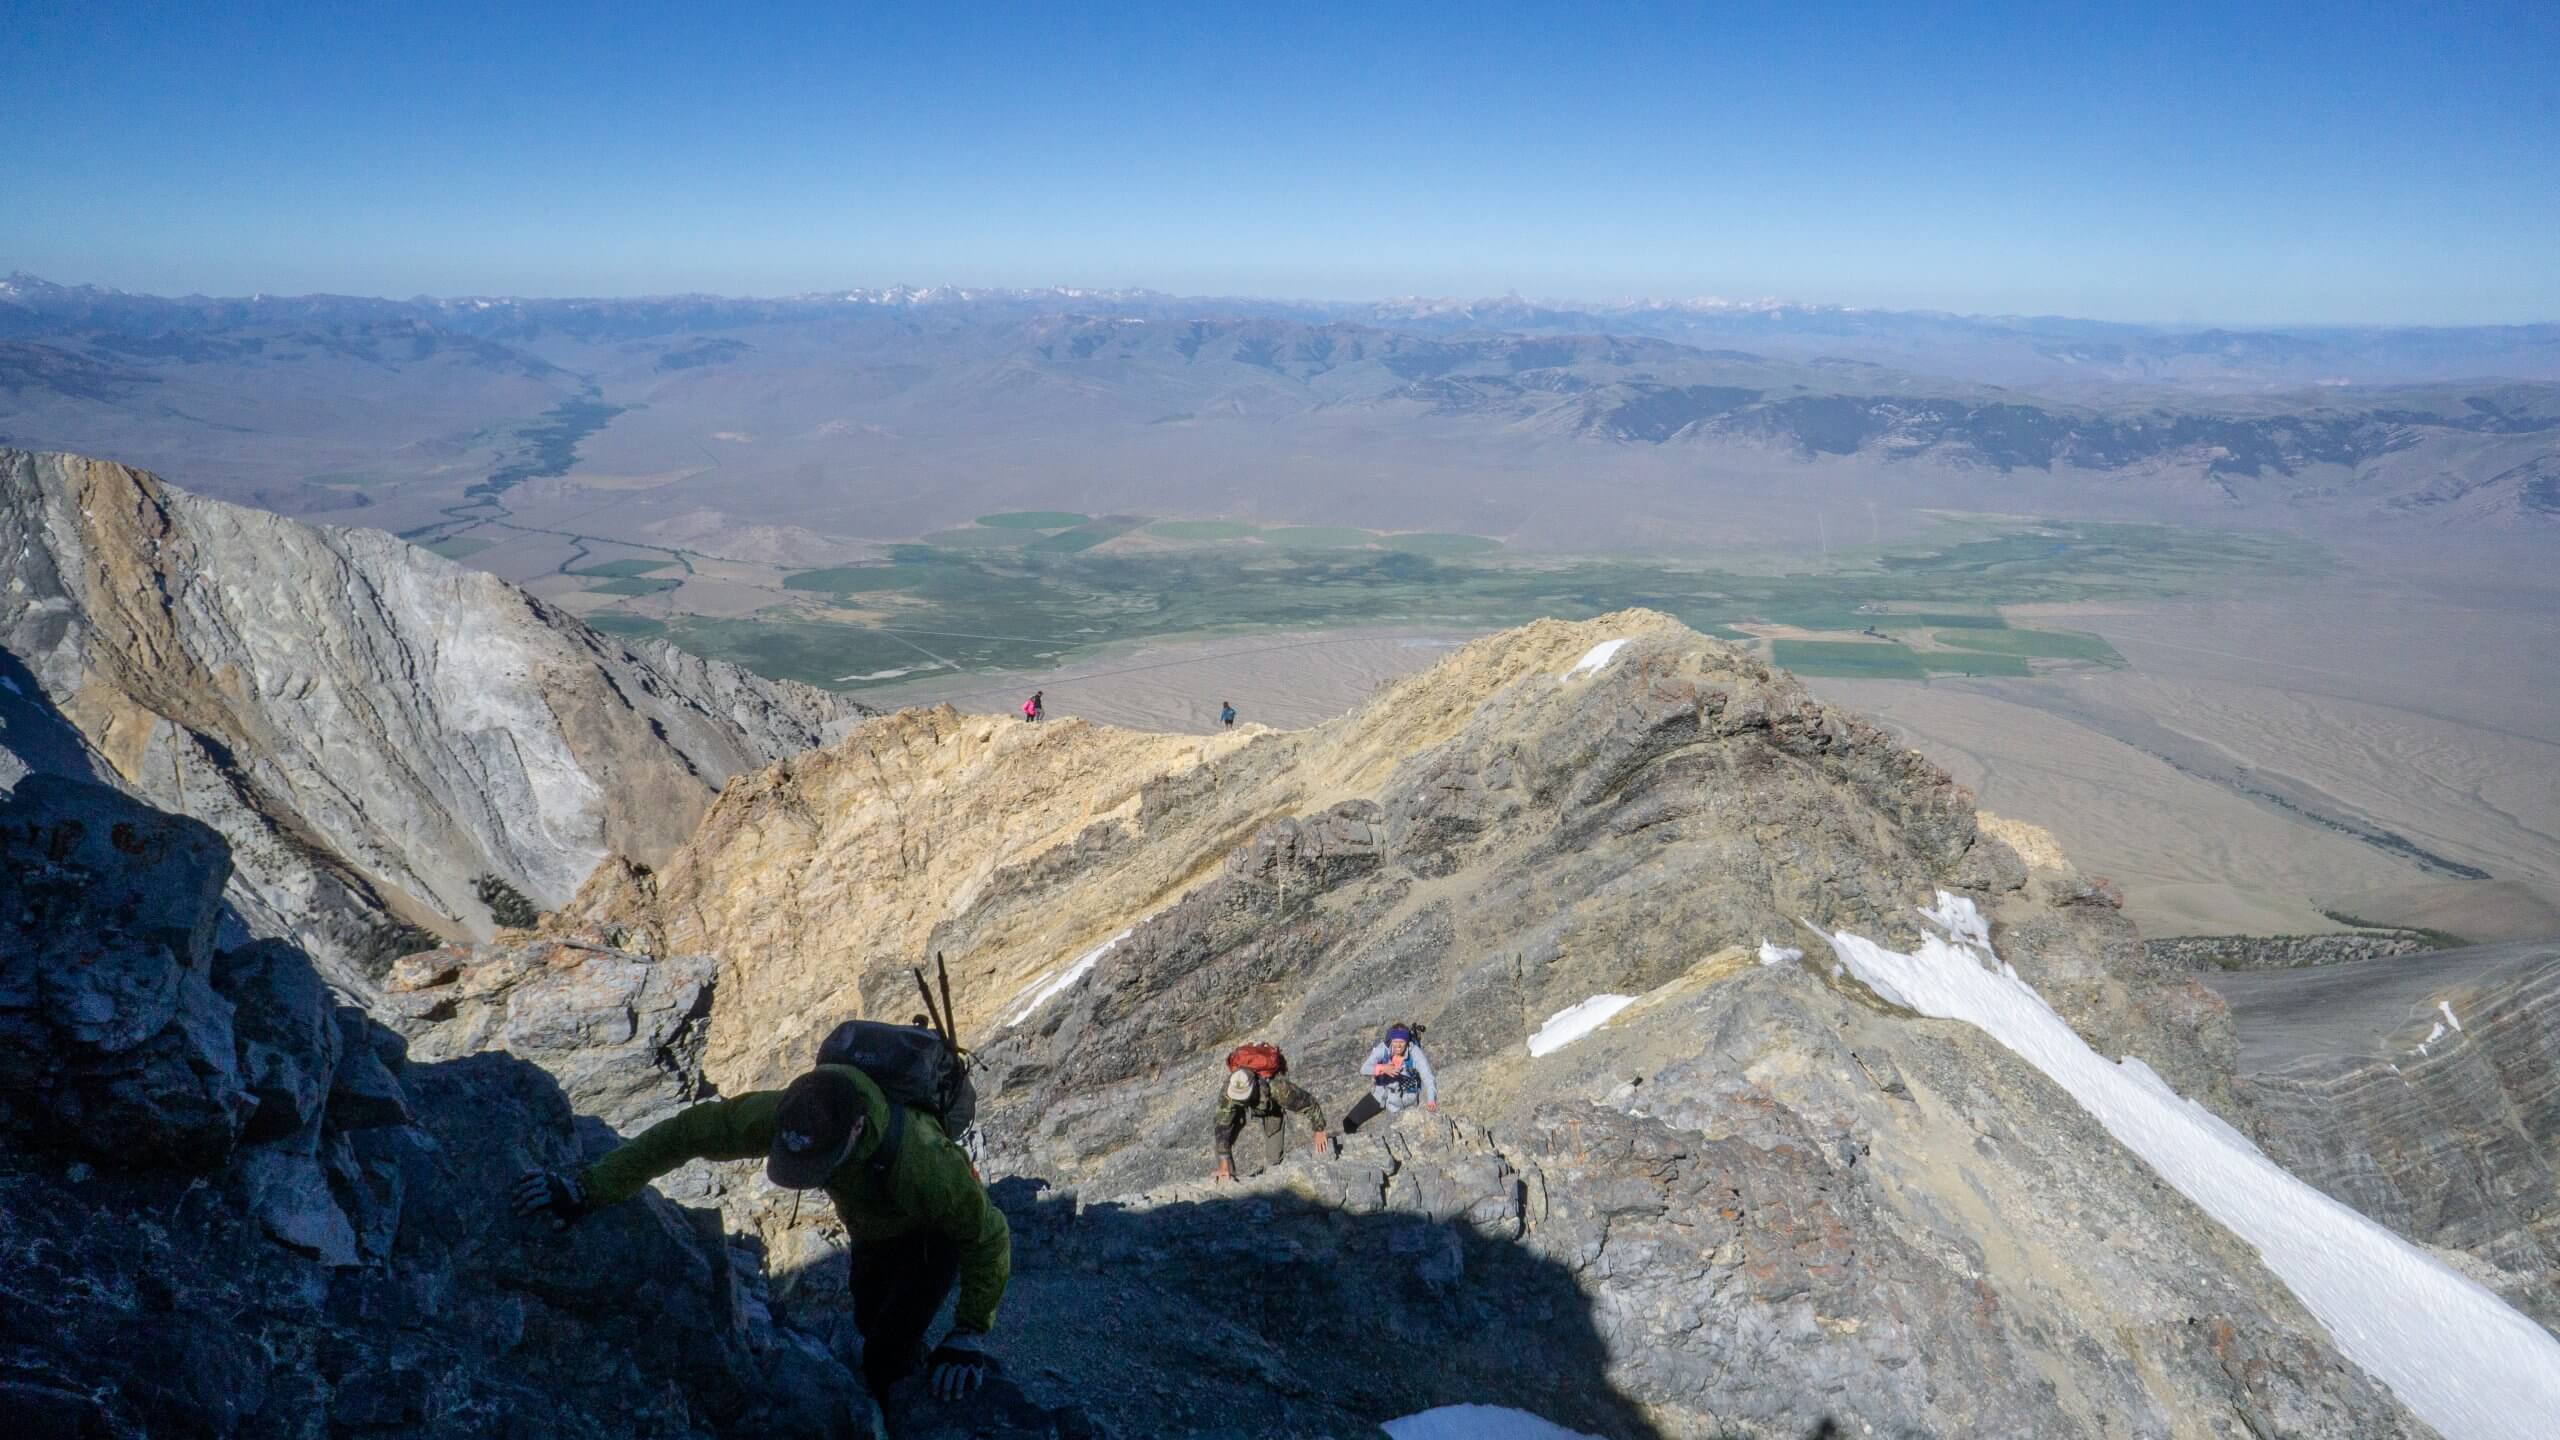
[514,1064,1009,1402]
[1219,699,1237,727]
[1022,690,1044,722]
[1213,1043,1328,1181]
[1342,1024,1437,1134]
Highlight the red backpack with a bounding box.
[1225,1043,1286,1079]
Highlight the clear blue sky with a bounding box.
[4,1,2553,323]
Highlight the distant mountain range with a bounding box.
[3,271,2556,538]
[10,271,2557,389]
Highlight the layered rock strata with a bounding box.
[2205,941,2560,1331]
[0,448,842,994]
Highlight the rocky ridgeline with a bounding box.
[0,775,868,1437]
[0,449,844,998]
[535,613,2424,1436]
[2148,931,2441,970]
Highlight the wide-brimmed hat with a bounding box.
[767,1069,867,1189]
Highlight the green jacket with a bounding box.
[581,1064,1011,1334]
[1213,1074,1326,1158]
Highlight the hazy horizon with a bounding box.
[11,268,2560,333]
[7,3,2556,325]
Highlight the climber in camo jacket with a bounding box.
[512,1063,1009,1403]
[1213,1063,1328,1180]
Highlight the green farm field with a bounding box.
[661,518,2322,691]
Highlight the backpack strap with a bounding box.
[868,1101,909,1192]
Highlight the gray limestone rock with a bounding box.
[219,938,344,1142]
[382,936,718,1134]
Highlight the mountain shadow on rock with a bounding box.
[0,765,866,1438]
[784,1172,1697,1440]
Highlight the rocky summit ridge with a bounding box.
[0,448,843,998]
[6,454,2552,1437]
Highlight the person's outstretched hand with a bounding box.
[512,1168,590,1231]
[1214,1157,1235,1182]
[1424,1101,1440,1112]
[1311,1130,1330,1159]
[926,1332,989,1401]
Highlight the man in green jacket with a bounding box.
[513,1063,1009,1402]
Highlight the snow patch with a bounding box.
[1558,638,1628,682]
[1757,940,1803,966]
[1813,893,2560,1440]
[1003,929,1132,1026]
[1385,1406,1605,1440]
[2421,1021,2447,1051]
[2438,1000,2462,1032]
[1528,994,1636,1057]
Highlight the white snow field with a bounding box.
[1558,638,1629,682]
[1527,994,1636,1057]
[1384,1404,1606,1440]
[1815,893,2560,1440]
[1003,928,1132,1026]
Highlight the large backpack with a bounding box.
[817,1019,978,1141]
[1226,1042,1286,1079]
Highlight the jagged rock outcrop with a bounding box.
[0,774,867,1437]
[0,448,844,995]
[2205,942,2560,1332]
[2149,931,2442,970]
[381,935,719,1134]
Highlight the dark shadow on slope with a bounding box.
[0,645,104,785]
[0,767,864,1438]
[764,1171,1716,1440]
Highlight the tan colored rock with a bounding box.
[566,609,2149,1098]
[1980,810,2074,873]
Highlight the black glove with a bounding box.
[926,1331,990,1401]
[512,1167,590,1230]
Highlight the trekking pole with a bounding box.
[913,967,947,1042]
[936,952,961,1057]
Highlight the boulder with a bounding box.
[218,939,344,1142]
[0,774,249,1166]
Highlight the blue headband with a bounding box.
[1387,1027,1414,1042]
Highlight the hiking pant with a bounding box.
[850,1232,963,1392]
[1218,1113,1288,1173]
[1342,1088,1422,1134]
[1341,1092,1386,1134]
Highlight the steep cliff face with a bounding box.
[2206,943,2560,1331]
[0,449,843,994]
